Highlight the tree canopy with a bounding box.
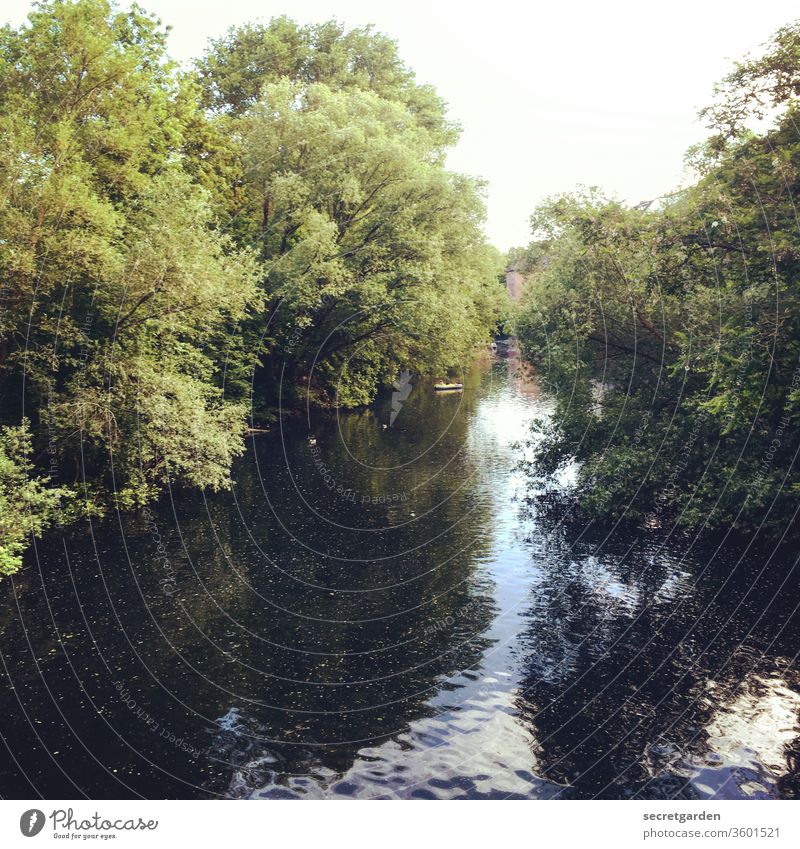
[515,20,800,537]
[0,0,505,576]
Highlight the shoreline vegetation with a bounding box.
[512,19,800,540]
[0,0,508,576]
[2,1,800,580]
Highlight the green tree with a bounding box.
[195,17,454,143]
[515,21,800,536]
[0,1,505,578]
[0,421,71,576]
[191,16,503,408]
[0,1,259,521]
[241,80,505,405]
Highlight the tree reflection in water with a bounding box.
[0,362,797,799]
[513,525,800,799]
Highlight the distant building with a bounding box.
[505,264,525,302]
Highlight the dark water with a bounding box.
[1,362,799,799]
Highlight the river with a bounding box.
[1,360,798,799]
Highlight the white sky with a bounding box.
[4,0,799,248]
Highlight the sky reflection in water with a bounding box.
[0,361,798,799]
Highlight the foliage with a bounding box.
[193,20,505,406]
[0,1,259,549]
[515,21,800,537]
[239,80,505,405]
[0,1,505,576]
[194,17,456,144]
[0,421,71,576]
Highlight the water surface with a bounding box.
[1,362,798,799]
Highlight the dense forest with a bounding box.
[0,0,507,576]
[514,21,800,538]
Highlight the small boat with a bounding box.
[434,382,464,392]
